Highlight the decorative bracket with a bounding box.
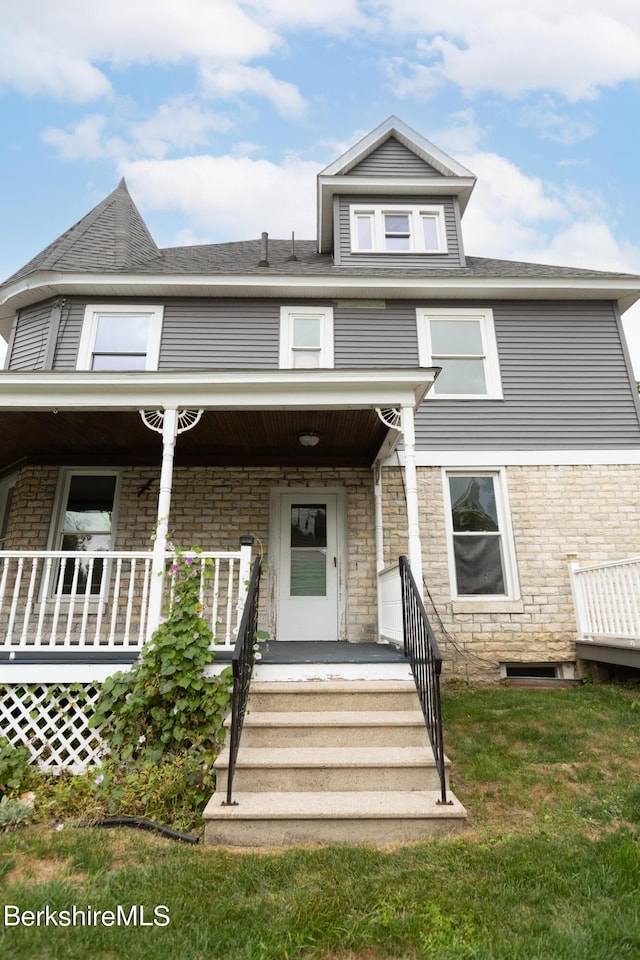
[140,409,203,436]
[375,407,402,431]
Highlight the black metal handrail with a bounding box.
[399,554,449,804]
[224,556,261,806]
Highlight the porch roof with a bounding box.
[0,367,436,469]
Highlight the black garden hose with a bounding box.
[77,815,199,844]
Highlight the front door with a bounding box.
[277,492,339,641]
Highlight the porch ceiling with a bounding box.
[0,408,391,469]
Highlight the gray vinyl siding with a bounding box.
[415,301,640,449]
[346,137,442,177]
[51,301,85,369]
[334,304,418,367]
[159,300,280,369]
[337,195,463,268]
[7,302,52,370]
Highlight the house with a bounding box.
[1,116,640,840]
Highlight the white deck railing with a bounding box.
[378,561,403,645]
[569,556,640,647]
[0,548,249,655]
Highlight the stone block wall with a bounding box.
[382,463,640,681]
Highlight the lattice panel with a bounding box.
[0,684,106,773]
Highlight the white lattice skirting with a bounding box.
[1,683,106,773]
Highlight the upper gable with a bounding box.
[317,117,476,259]
[345,136,443,179]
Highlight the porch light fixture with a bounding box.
[298,431,320,448]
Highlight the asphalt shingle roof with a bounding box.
[3,185,638,288]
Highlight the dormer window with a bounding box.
[350,204,447,254]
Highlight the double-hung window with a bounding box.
[49,471,119,595]
[417,308,502,398]
[350,204,447,254]
[443,470,518,599]
[279,306,334,369]
[77,305,163,371]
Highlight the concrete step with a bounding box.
[237,710,429,748]
[215,745,446,793]
[247,680,421,713]
[203,790,467,845]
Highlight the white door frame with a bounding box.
[268,486,347,641]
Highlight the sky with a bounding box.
[1,0,640,370]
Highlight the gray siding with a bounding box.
[415,301,640,449]
[51,301,85,369]
[8,302,52,370]
[337,195,463,268]
[11,295,639,450]
[334,304,418,367]
[346,137,442,177]
[160,300,280,369]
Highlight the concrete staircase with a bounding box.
[203,679,467,845]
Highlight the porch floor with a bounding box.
[218,641,406,665]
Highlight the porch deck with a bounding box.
[570,555,640,671]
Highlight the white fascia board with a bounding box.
[0,662,133,683]
[2,271,640,326]
[0,367,437,412]
[387,449,640,467]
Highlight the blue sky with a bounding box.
[2,0,640,367]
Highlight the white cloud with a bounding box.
[381,2,640,101]
[121,153,320,241]
[0,0,277,101]
[200,64,306,117]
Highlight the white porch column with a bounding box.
[400,404,424,595]
[373,462,385,575]
[147,407,179,639]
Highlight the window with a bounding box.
[443,470,518,599]
[49,471,119,594]
[77,305,163,371]
[350,204,447,254]
[279,306,334,369]
[417,308,502,399]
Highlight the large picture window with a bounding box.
[77,305,163,371]
[443,470,518,599]
[417,308,502,399]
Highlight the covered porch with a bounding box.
[0,368,436,674]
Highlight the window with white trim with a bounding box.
[279,306,334,369]
[49,470,119,594]
[417,308,502,398]
[443,470,519,599]
[350,204,447,254]
[77,305,163,371]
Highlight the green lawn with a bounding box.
[2,683,640,960]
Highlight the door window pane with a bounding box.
[290,550,327,596]
[290,505,327,596]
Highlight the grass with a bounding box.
[2,682,640,959]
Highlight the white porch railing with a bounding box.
[0,547,251,655]
[378,561,403,645]
[569,556,640,647]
